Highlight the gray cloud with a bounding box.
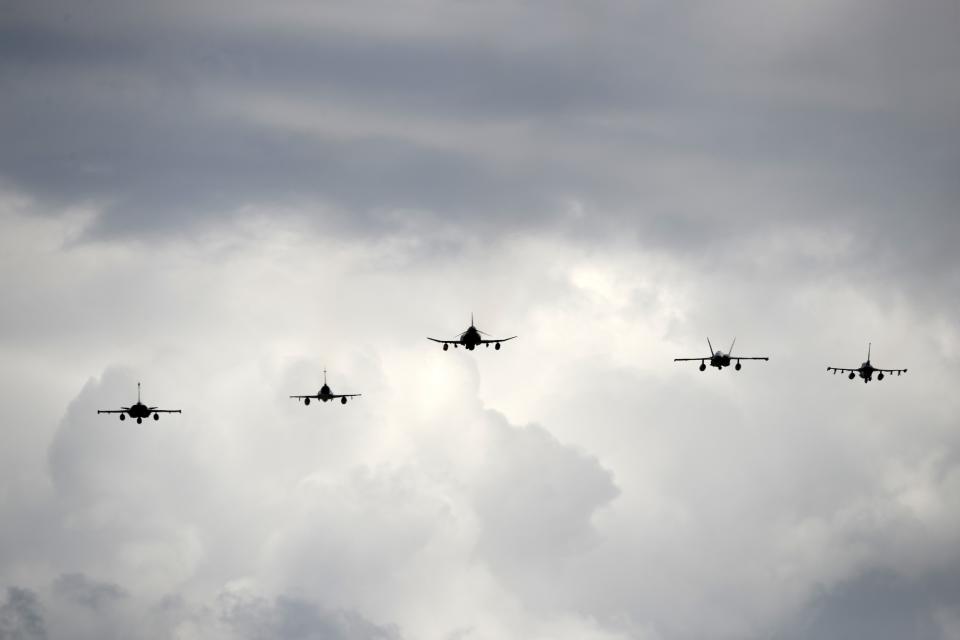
[1,1,959,638]
[1,0,956,292]
[783,566,960,640]
[219,590,401,640]
[51,574,127,612]
[0,588,47,640]
[471,411,620,577]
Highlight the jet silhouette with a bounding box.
[674,338,770,371]
[428,314,517,351]
[827,343,907,383]
[290,369,361,405]
[97,382,181,423]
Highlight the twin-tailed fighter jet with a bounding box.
[428,314,517,351]
[290,369,361,405]
[674,338,769,372]
[827,343,907,383]
[97,382,181,424]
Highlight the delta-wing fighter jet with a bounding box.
[428,314,516,351]
[675,338,769,372]
[827,343,907,383]
[97,382,181,424]
[290,369,361,405]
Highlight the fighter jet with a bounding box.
[428,314,517,351]
[290,369,361,405]
[827,343,907,383]
[97,382,181,423]
[674,338,769,371]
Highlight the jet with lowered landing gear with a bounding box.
[290,369,361,405]
[428,314,517,351]
[674,338,770,372]
[97,382,181,424]
[827,343,907,383]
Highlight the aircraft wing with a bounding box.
[149,407,182,413]
[827,366,857,373]
[875,367,908,374]
[289,395,315,400]
[674,356,709,362]
[330,393,362,399]
[735,357,769,361]
[427,337,460,344]
[97,408,128,414]
[478,336,517,344]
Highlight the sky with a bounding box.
[1,0,959,638]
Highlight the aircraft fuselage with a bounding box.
[855,362,876,382]
[459,327,482,350]
[116,402,163,423]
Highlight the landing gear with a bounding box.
[495,342,501,350]
[699,362,706,372]
[443,343,449,351]
[735,362,742,371]
[119,414,126,421]
[341,397,347,404]
[153,413,160,421]
[137,417,143,424]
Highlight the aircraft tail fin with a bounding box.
[707,337,714,355]
[867,342,872,363]
[138,382,141,403]
[729,337,736,355]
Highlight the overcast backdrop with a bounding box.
[1,1,959,638]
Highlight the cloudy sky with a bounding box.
[1,0,959,638]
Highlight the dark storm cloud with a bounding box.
[2,0,956,278]
[219,591,402,640]
[784,566,960,640]
[51,574,127,612]
[0,587,47,640]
